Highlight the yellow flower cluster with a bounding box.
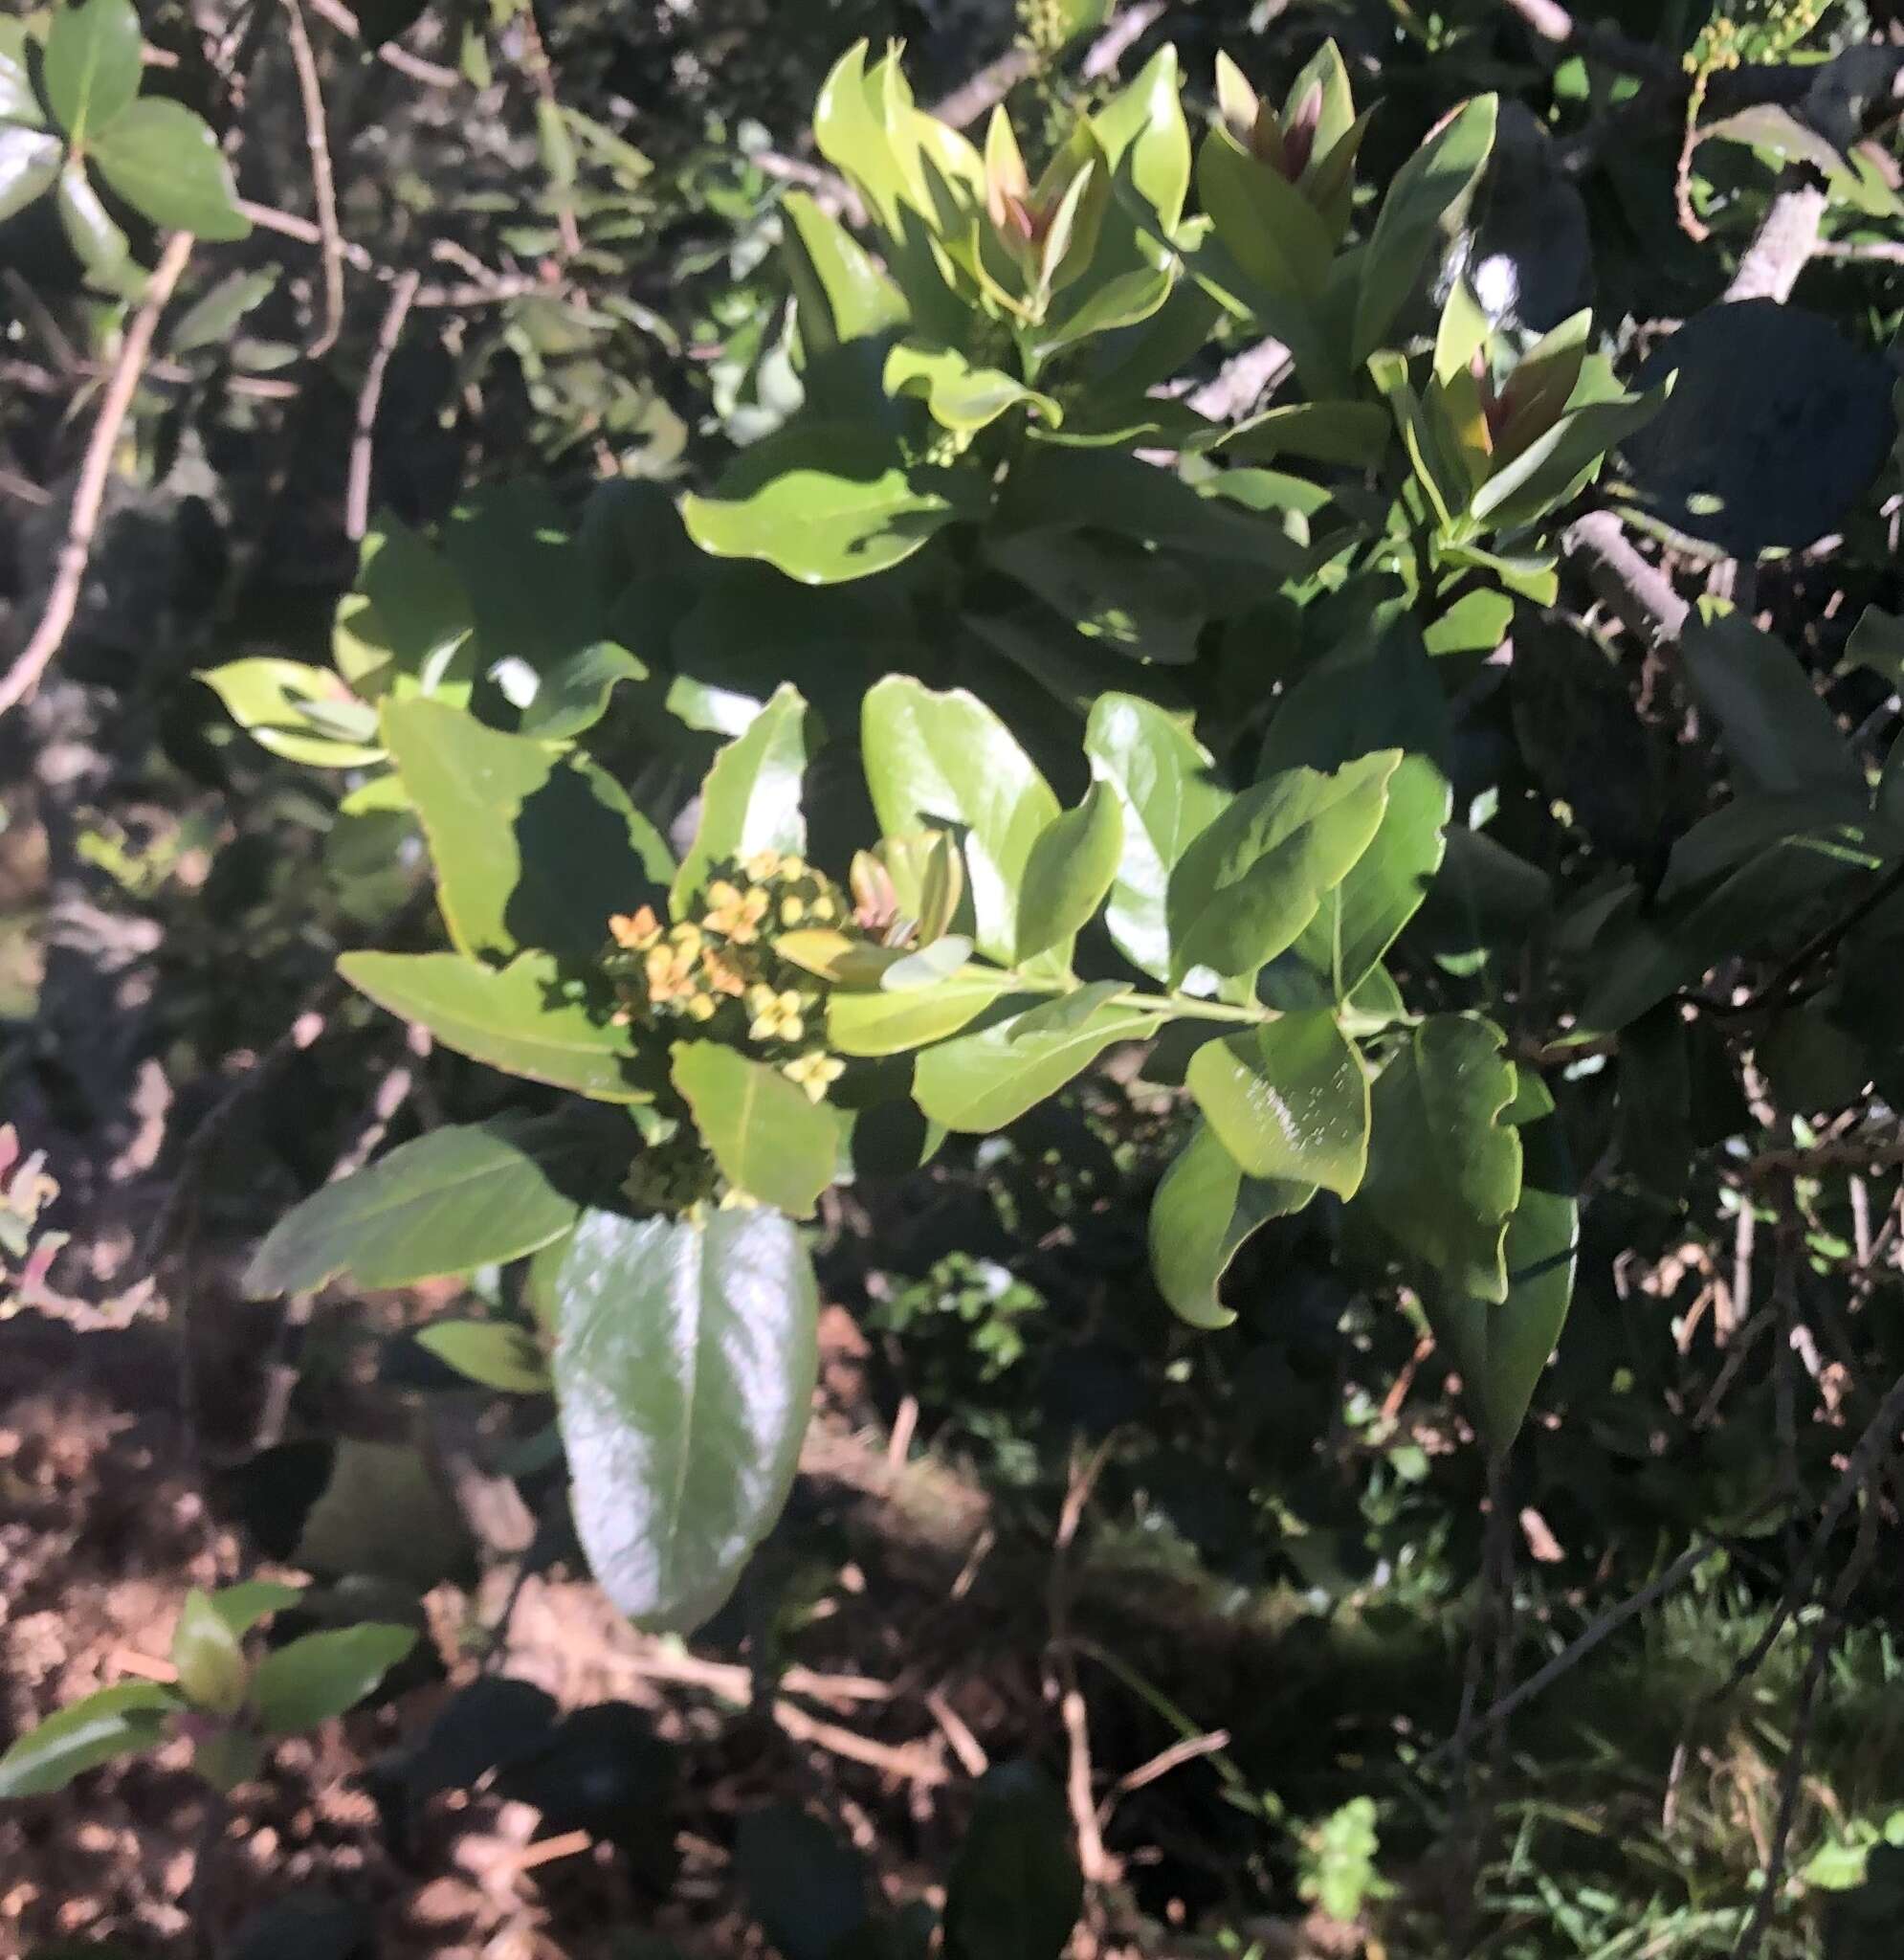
[605,850,852,1104]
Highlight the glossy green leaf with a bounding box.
[1186,1012,1369,1198]
[1678,612,1863,804]
[673,683,812,907]
[1092,46,1191,237]
[246,1114,590,1298]
[1470,382,1668,535]
[1016,784,1122,965]
[91,99,252,241]
[682,421,975,585]
[414,1319,551,1393]
[1356,1014,1521,1303]
[736,1806,872,1960]
[1278,756,1452,1001]
[337,517,476,702]
[0,126,61,223]
[1148,1120,1314,1330]
[985,529,1205,666]
[1218,397,1393,469]
[1353,96,1496,363]
[56,159,136,294]
[200,658,384,768]
[884,339,1059,434]
[169,1591,249,1717]
[828,968,1017,1057]
[0,1682,177,1797]
[252,1624,416,1735]
[340,950,652,1102]
[944,1762,1084,1960]
[551,1206,819,1630]
[384,698,670,963]
[912,997,1159,1131]
[1084,693,1231,983]
[671,1042,847,1218]
[1166,751,1399,982]
[783,189,908,350]
[862,676,1061,969]
[44,0,142,144]
[1428,1083,1577,1448]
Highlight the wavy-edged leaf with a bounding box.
[552,1207,818,1630]
[1356,1013,1521,1303]
[1148,1119,1315,1330]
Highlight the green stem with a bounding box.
[1007,969,1276,1027]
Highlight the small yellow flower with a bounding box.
[747,987,808,1044]
[685,992,718,1022]
[780,895,807,927]
[609,905,663,951]
[670,921,703,955]
[784,1050,846,1102]
[702,949,749,998]
[742,848,784,882]
[704,880,770,943]
[810,893,838,924]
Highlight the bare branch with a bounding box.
[302,0,461,89]
[1725,184,1827,303]
[345,267,421,542]
[282,0,347,358]
[0,230,195,720]
[1562,509,1691,648]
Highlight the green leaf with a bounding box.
[682,422,975,585]
[44,0,143,145]
[985,529,1205,666]
[1678,613,1863,804]
[207,1581,301,1639]
[200,658,384,768]
[340,950,653,1102]
[1427,1083,1577,1448]
[1197,123,1333,301]
[1148,1120,1313,1330]
[91,99,251,241]
[171,265,280,355]
[944,1763,1083,1960]
[1092,45,1192,237]
[550,1207,819,1630]
[912,997,1159,1131]
[1276,756,1452,1002]
[518,641,647,741]
[251,1624,416,1735]
[246,1114,590,1298]
[1187,1012,1369,1198]
[384,698,670,964]
[1355,1014,1521,1303]
[671,1043,846,1218]
[0,127,61,223]
[1217,397,1393,470]
[884,339,1059,434]
[1469,382,1668,535]
[337,517,476,703]
[1016,784,1122,965]
[1353,96,1496,364]
[783,189,909,350]
[0,19,44,127]
[674,684,812,909]
[737,1805,871,1960]
[1084,693,1231,983]
[414,1319,551,1393]
[862,677,1061,969]
[828,967,1017,1057]
[0,1682,177,1798]
[170,1591,249,1717]
[56,159,136,294]
[1166,752,1399,982]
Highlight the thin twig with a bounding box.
[281,0,346,359]
[345,267,420,541]
[1098,1728,1232,1820]
[0,231,194,719]
[303,0,461,88]
[1422,1539,1725,1770]
[514,3,580,259]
